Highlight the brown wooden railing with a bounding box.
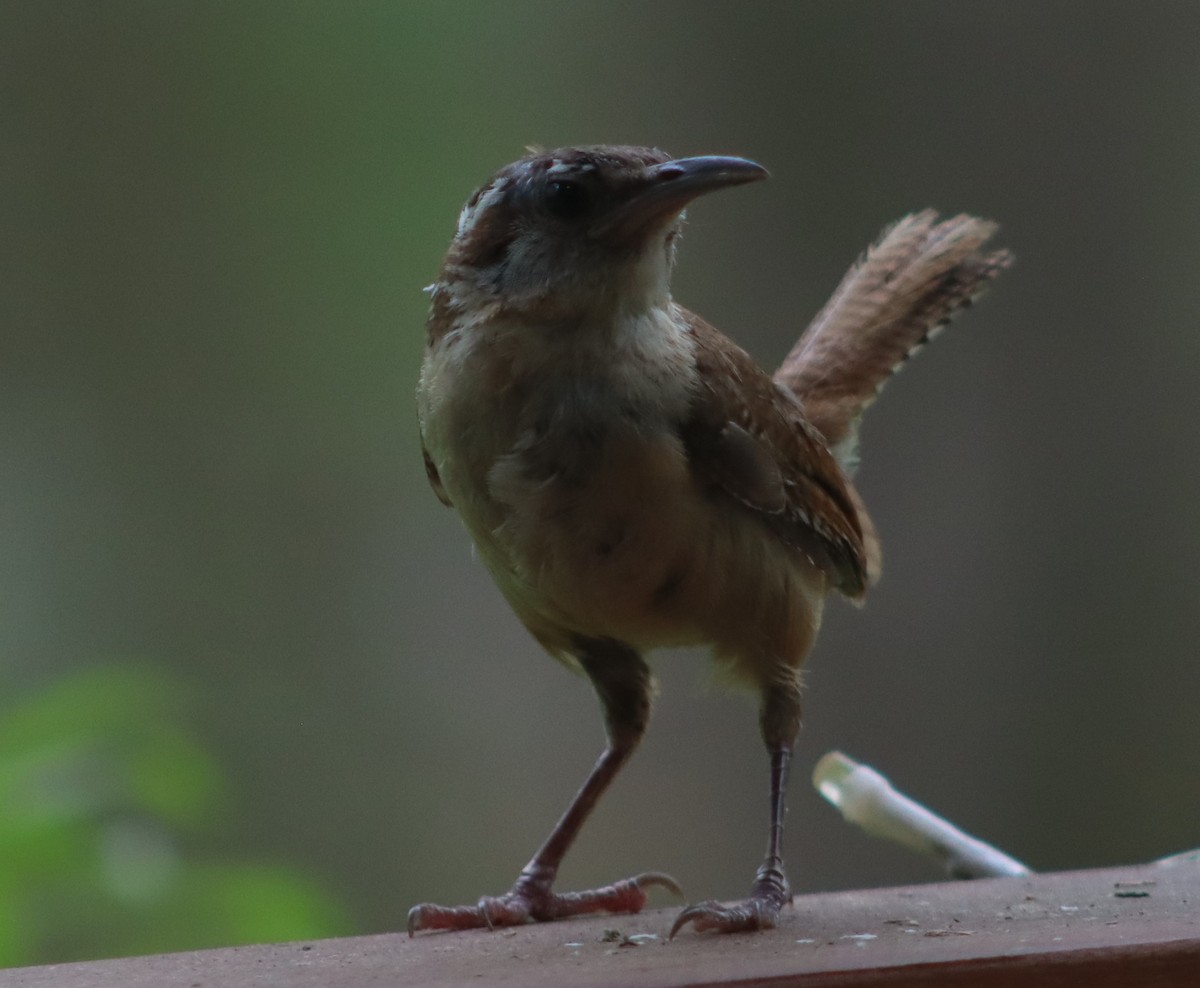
[3,863,1198,987]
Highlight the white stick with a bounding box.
[813,751,1031,879]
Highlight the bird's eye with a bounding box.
[544,180,590,220]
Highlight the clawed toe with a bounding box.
[670,895,784,938]
[407,891,541,936]
[630,871,684,899]
[546,869,682,919]
[408,870,683,936]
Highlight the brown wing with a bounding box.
[775,211,1012,452]
[679,309,869,599]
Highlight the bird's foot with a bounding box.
[670,868,790,937]
[408,870,681,935]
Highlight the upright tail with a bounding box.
[774,210,1012,464]
[774,211,1011,588]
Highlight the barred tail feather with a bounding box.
[775,211,1012,457]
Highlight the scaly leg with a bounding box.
[671,677,800,936]
[408,637,681,934]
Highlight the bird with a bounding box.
[409,145,1010,937]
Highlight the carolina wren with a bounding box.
[410,145,1010,936]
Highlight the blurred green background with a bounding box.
[4,0,1200,966]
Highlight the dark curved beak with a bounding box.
[591,155,769,245]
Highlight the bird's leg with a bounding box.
[408,637,681,934]
[671,675,800,936]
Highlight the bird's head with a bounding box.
[430,145,768,329]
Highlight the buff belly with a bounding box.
[477,425,827,685]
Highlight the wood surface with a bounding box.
[3,863,1197,987]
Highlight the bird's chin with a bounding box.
[591,205,686,252]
